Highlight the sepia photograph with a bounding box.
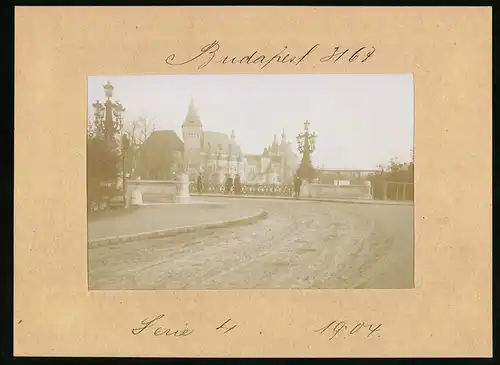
[87,74,414,290]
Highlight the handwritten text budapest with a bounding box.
[165,41,376,70]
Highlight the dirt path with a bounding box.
[88,199,414,290]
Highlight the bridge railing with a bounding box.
[380,181,414,201]
[189,182,295,197]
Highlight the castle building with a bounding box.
[245,131,299,184]
[182,98,298,184]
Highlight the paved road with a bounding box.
[87,200,261,241]
[88,198,414,290]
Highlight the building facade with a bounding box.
[182,98,299,184]
[135,130,184,180]
[245,132,299,184]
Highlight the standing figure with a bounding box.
[225,174,233,194]
[197,173,203,193]
[294,175,302,198]
[234,174,242,195]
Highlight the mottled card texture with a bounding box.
[14,6,491,357]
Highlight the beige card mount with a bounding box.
[14,6,491,358]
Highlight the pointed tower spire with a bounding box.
[230,129,235,140]
[182,96,202,127]
[281,128,286,142]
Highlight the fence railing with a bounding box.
[189,182,294,196]
[371,181,414,201]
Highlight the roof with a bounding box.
[201,131,242,156]
[182,97,202,127]
[270,155,282,163]
[140,130,184,155]
[245,154,261,164]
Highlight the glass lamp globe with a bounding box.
[103,81,114,98]
[114,102,125,119]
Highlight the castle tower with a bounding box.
[182,97,203,172]
[272,133,278,148]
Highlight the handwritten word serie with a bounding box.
[132,314,194,337]
[315,320,382,340]
[132,315,238,338]
[165,41,376,70]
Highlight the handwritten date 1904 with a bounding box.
[315,320,382,340]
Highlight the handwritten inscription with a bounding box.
[320,46,376,64]
[165,41,376,70]
[315,320,382,340]
[216,318,237,334]
[132,314,194,337]
[131,315,381,341]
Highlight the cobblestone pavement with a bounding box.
[88,198,414,290]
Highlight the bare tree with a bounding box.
[122,116,156,179]
[124,116,156,146]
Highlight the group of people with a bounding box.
[195,172,304,198]
[223,173,242,194]
[195,173,243,194]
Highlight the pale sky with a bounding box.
[88,74,414,169]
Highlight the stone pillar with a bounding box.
[176,173,191,203]
[364,180,372,200]
[131,189,143,206]
[300,181,313,198]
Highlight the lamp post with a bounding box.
[92,81,125,145]
[283,154,287,184]
[296,120,317,182]
[205,142,212,189]
[206,142,212,171]
[121,133,130,205]
[236,153,241,175]
[92,80,126,200]
[227,143,232,173]
[216,147,222,184]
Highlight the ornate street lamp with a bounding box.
[216,146,222,184]
[121,133,130,204]
[103,80,114,98]
[296,120,317,182]
[206,142,212,170]
[283,154,287,184]
[227,143,232,173]
[92,81,125,144]
[91,80,127,204]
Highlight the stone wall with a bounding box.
[127,180,179,203]
[308,183,372,200]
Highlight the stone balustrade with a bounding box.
[306,181,372,200]
[127,174,191,205]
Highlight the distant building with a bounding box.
[245,132,299,184]
[181,98,299,184]
[135,130,184,180]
